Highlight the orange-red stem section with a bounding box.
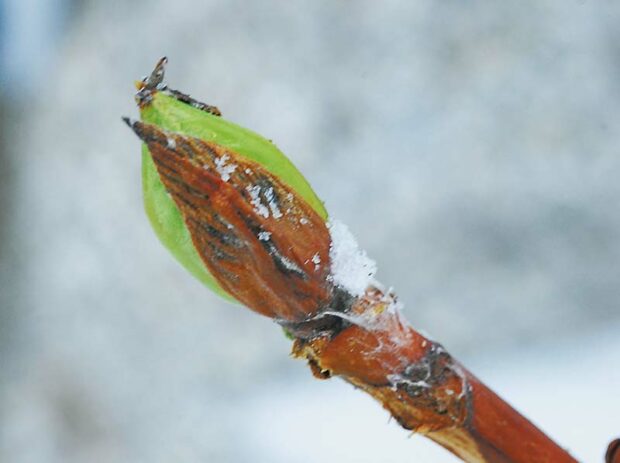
[292,288,578,463]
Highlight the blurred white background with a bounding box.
[1,1,619,462]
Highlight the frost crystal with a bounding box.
[246,185,283,219]
[275,253,304,274]
[327,220,377,297]
[311,252,321,270]
[215,154,237,182]
[166,137,176,149]
[264,187,283,219]
[246,185,270,218]
[258,231,271,241]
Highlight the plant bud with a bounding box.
[125,58,335,321]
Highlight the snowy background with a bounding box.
[1,1,619,462]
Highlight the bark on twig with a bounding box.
[288,287,578,463]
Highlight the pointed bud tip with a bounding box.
[146,56,168,89]
[122,116,148,143]
[134,57,169,108]
[122,116,137,128]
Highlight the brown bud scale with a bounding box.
[128,120,333,321]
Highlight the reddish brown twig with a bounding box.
[288,287,578,463]
[127,75,581,462]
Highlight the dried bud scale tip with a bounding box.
[135,57,222,115]
[121,116,133,128]
[146,56,167,88]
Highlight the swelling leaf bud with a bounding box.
[125,58,335,321]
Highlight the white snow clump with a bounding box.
[327,219,377,297]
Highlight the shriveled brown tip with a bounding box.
[122,117,150,143]
[132,57,222,116]
[146,56,168,89]
[163,87,222,117]
[122,116,135,128]
[135,57,169,108]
